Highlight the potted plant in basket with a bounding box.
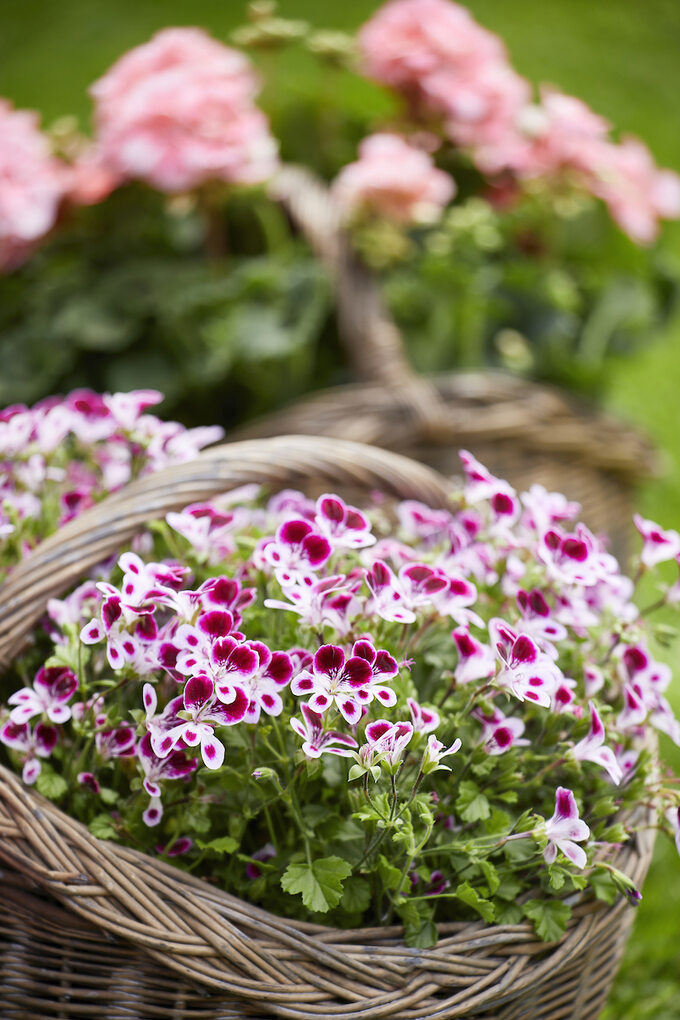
[0,425,678,1018]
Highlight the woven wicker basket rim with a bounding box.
[0,434,656,1020]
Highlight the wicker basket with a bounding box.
[0,435,655,1019]
[240,167,655,560]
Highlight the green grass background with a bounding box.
[2,1,680,1014]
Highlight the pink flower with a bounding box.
[571,702,623,785]
[143,684,185,747]
[457,450,521,534]
[240,642,293,724]
[489,619,561,708]
[633,514,680,568]
[451,626,495,685]
[590,136,680,245]
[476,87,610,179]
[421,733,462,774]
[366,559,455,623]
[9,666,78,725]
[314,494,376,550]
[515,589,566,658]
[96,724,137,761]
[397,500,454,545]
[0,100,68,271]
[154,673,248,770]
[0,720,58,784]
[66,143,121,205]
[365,559,416,623]
[363,718,414,771]
[290,704,358,759]
[137,731,198,826]
[537,524,617,588]
[166,502,243,564]
[443,60,530,156]
[473,706,529,756]
[543,787,590,869]
[291,642,396,725]
[520,484,581,533]
[359,0,507,113]
[407,697,440,734]
[78,771,101,795]
[90,28,278,192]
[334,133,454,223]
[264,518,332,587]
[245,842,276,880]
[265,574,360,633]
[174,611,259,704]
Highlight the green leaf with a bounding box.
[495,875,522,901]
[600,823,628,844]
[548,866,566,891]
[590,869,619,905]
[99,787,119,806]
[494,902,524,925]
[376,854,403,893]
[196,835,239,855]
[281,856,352,913]
[35,770,68,800]
[522,899,571,942]
[455,882,495,923]
[398,900,438,948]
[89,814,119,841]
[479,860,500,895]
[340,877,371,914]
[456,780,491,822]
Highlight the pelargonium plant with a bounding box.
[0,387,223,582]
[1,1,679,418]
[2,451,679,946]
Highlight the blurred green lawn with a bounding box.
[2,1,680,1014]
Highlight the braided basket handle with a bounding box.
[0,435,454,670]
[271,167,454,437]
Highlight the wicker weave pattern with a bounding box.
[0,436,655,1019]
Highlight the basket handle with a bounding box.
[271,166,454,437]
[0,434,453,670]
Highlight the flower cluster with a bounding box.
[0,100,70,271]
[357,0,680,242]
[0,388,223,581]
[3,452,678,944]
[333,133,455,225]
[90,27,278,192]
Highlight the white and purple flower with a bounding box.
[9,666,78,725]
[290,703,358,759]
[543,786,590,869]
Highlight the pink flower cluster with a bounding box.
[358,0,680,242]
[358,0,529,156]
[90,28,278,193]
[0,101,69,271]
[0,388,223,571]
[333,133,455,223]
[4,448,680,895]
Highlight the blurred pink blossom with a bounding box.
[66,144,122,205]
[90,27,278,192]
[333,133,454,223]
[473,87,611,177]
[590,136,680,244]
[359,0,504,105]
[0,100,68,271]
[358,1,529,157]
